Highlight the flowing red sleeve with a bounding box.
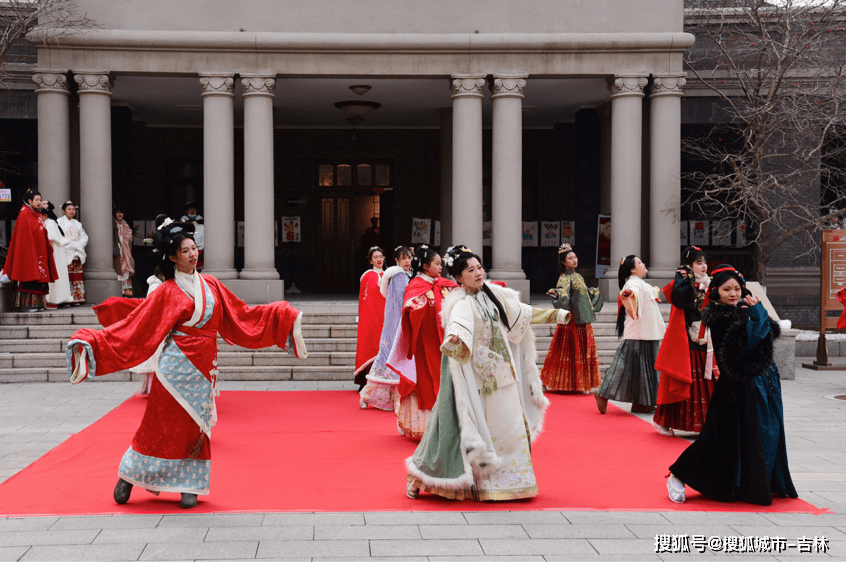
[68,282,193,377]
[93,296,143,327]
[211,277,302,350]
[655,281,693,405]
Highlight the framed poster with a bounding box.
[522,222,538,247]
[595,214,611,278]
[411,218,431,245]
[540,221,560,247]
[145,220,155,246]
[712,219,732,246]
[737,220,748,245]
[280,217,301,243]
[132,221,146,246]
[482,221,492,246]
[690,220,709,246]
[560,220,575,246]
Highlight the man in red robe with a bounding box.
[4,190,58,311]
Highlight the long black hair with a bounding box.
[151,214,196,280]
[616,255,638,338]
[393,245,412,263]
[681,246,707,268]
[444,244,515,332]
[411,245,439,276]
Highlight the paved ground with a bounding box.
[1,361,845,561]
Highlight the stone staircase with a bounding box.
[0,302,672,384]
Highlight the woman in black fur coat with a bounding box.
[666,265,797,506]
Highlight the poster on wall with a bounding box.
[690,220,709,246]
[482,221,492,246]
[522,222,538,247]
[540,221,560,247]
[595,214,611,279]
[712,219,732,246]
[680,220,688,246]
[145,220,155,246]
[280,217,301,243]
[561,220,575,246]
[434,220,441,247]
[411,218,431,245]
[237,221,245,248]
[737,220,748,245]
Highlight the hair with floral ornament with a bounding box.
[707,264,750,303]
[151,214,196,280]
[557,244,577,273]
[411,245,439,276]
[681,246,707,268]
[443,244,481,278]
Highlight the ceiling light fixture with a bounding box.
[349,85,372,95]
[334,100,381,125]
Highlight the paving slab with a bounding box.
[477,538,597,556]
[364,512,468,525]
[205,525,313,541]
[256,539,370,558]
[20,543,146,561]
[461,511,569,525]
[313,524,421,540]
[523,524,636,539]
[92,527,209,544]
[262,513,365,526]
[369,539,485,557]
[418,524,528,539]
[138,541,259,560]
[48,515,163,530]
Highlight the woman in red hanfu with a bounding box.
[354,247,386,389]
[3,190,58,311]
[653,246,716,436]
[66,215,308,509]
[387,245,458,438]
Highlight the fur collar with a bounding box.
[379,265,409,297]
[440,282,523,329]
[702,301,780,380]
[359,267,383,282]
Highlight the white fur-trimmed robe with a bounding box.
[406,282,561,500]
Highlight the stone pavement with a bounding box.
[1,362,846,561]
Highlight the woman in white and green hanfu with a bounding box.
[406,245,570,501]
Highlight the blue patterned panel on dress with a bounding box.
[195,277,215,329]
[65,339,97,381]
[118,446,211,494]
[158,338,214,430]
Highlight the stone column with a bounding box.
[32,69,70,205]
[240,74,279,280]
[199,73,238,280]
[451,74,485,255]
[439,107,453,249]
[74,71,121,302]
[489,73,530,300]
[649,74,686,280]
[605,75,648,288]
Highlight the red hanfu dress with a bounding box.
[387,273,457,438]
[66,271,307,497]
[354,268,386,386]
[4,203,58,307]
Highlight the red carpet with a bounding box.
[0,391,825,516]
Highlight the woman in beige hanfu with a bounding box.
[406,245,570,501]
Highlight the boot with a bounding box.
[180,493,198,509]
[113,478,133,504]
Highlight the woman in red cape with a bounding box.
[653,246,717,436]
[4,190,58,311]
[354,247,386,388]
[388,245,457,438]
[66,216,307,509]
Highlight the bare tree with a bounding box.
[683,0,846,283]
[0,0,98,89]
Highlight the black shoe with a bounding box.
[114,478,133,504]
[180,493,198,509]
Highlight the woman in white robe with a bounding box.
[40,202,72,307]
[406,245,570,501]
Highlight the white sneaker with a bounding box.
[667,473,686,503]
[652,420,674,437]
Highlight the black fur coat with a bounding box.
[669,302,796,505]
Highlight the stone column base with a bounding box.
[201,268,239,280]
[489,278,530,303]
[85,279,123,305]
[239,268,281,281]
[218,279,285,304]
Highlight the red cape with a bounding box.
[654,281,693,405]
[397,275,458,409]
[4,204,58,284]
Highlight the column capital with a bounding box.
[32,69,70,96]
[451,74,486,99]
[490,73,528,99]
[73,71,112,96]
[607,75,648,99]
[650,74,687,98]
[199,73,235,98]
[241,74,276,98]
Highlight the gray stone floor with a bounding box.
[1,362,846,561]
